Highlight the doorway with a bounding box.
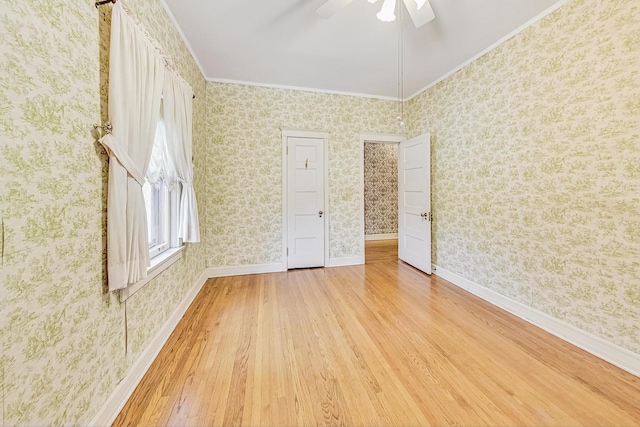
[359,133,405,263]
[282,129,329,269]
[360,132,432,273]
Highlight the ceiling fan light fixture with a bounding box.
[415,0,426,10]
[376,0,396,22]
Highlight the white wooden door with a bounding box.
[288,137,325,268]
[398,133,431,274]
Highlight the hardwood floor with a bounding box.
[114,240,640,426]
[364,238,398,263]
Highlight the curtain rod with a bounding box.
[95,0,116,7]
[94,0,196,100]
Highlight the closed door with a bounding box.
[288,137,325,268]
[398,133,431,274]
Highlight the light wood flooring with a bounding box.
[114,239,640,426]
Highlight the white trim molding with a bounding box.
[207,79,399,102]
[365,233,398,241]
[405,0,571,101]
[281,128,330,139]
[327,256,364,268]
[89,269,209,427]
[163,0,568,104]
[203,1,570,103]
[435,266,640,379]
[360,133,407,144]
[206,263,285,278]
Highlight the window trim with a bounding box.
[147,180,183,259]
[123,181,184,302]
[120,245,184,302]
[148,182,171,259]
[126,178,184,302]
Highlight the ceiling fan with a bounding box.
[316,0,435,28]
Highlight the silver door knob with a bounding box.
[319,210,323,218]
[421,212,428,218]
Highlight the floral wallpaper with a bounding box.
[1,0,639,424]
[364,142,398,235]
[206,84,402,266]
[0,0,206,425]
[407,0,640,354]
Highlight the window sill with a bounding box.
[120,246,184,302]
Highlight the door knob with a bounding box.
[421,212,428,218]
[319,210,323,218]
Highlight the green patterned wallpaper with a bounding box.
[0,0,206,425]
[1,0,639,424]
[206,83,402,266]
[407,0,640,353]
[364,142,398,235]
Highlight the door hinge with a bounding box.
[287,248,289,256]
[286,146,288,155]
[428,212,433,222]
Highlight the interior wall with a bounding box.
[205,83,401,266]
[0,0,206,424]
[407,0,640,354]
[3,0,637,423]
[364,142,398,236]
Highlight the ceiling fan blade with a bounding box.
[403,0,435,28]
[315,0,355,18]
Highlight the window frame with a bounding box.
[146,179,182,260]
[147,180,169,258]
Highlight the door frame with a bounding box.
[282,129,330,269]
[359,132,406,260]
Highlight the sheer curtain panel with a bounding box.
[100,3,165,291]
[146,118,169,185]
[163,72,200,242]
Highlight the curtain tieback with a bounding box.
[99,134,146,186]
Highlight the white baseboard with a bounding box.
[206,263,285,278]
[327,256,364,267]
[365,233,398,241]
[435,266,640,378]
[88,269,209,427]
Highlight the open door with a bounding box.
[398,133,431,274]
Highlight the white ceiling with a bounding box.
[163,0,566,99]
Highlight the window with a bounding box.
[143,119,182,261]
[143,178,169,257]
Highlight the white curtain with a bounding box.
[162,72,200,242]
[100,3,165,291]
[146,118,169,186]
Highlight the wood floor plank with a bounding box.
[114,240,640,426]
